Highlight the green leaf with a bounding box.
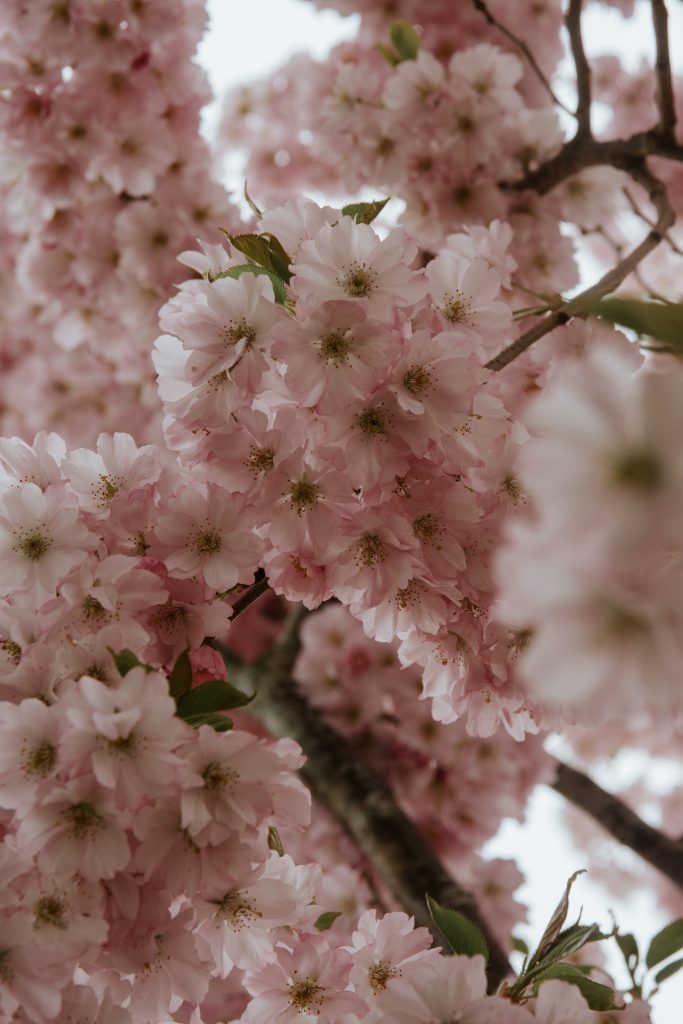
[615,931,639,974]
[267,825,285,856]
[315,911,342,931]
[222,231,292,283]
[376,42,400,67]
[512,935,530,955]
[177,678,253,719]
[654,956,683,984]
[389,20,420,61]
[533,964,615,1011]
[182,712,233,732]
[646,918,683,969]
[214,263,287,305]
[111,649,143,677]
[168,648,192,702]
[527,870,586,970]
[577,296,683,353]
[340,197,390,225]
[426,895,489,963]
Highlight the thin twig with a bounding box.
[650,0,677,142]
[566,0,592,138]
[240,616,512,993]
[229,571,270,620]
[623,185,683,258]
[471,0,573,115]
[552,761,683,892]
[487,165,675,370]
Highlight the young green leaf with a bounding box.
[614,931,639,974]
[533,964,615,1011]
[181,712,233,732]
[315,911,342,931]
[527,870,586,970]
[267,825,285,856]
[645,918,683,969]
[654,956,683,985]
[389,20,420,61]
[111,648,147,677]
[222,231,292,283]
[340,197,390,225]
[168,648,192,702]
[426,895,489,962]
[376,42,401,67]
[177,678,253,718]
[577,296,683,353]
[512,935,530,956]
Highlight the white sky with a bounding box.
[196,3,683,1019]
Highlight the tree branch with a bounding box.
[229,570,270,620]
[566,0,592,138]
[552,760,683,892]
[486,164,675,370]
[650,0,677,142]
[471,0,572,115]
[241,607,512,992]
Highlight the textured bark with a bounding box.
[239,608,512,993]
[552,761,683,892]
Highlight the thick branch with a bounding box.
[552,761,683,892]
[486,164,675,370]
[506,132,683,196]
[471,0,572,114]
[566,0,592,138]
[242,609,511,992]
[651,0,677,142]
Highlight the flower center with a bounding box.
[318,328,352,364]
[338,263,375,298]
[289,477,320,514]
[207,370,228,391]
[357,404,389,436]
[106,731,139,758]
[22,740,57,778]
[355,532,387,568]
[612,450,663,492]
[62,801,105,839]
[194,528,222,556]
[402,365,432,396]
[93,474,124,508]
[413,513,442,546]
[246,445,275,474]
[223,318,256,347]
[0,639,22,665]
[0,949,13,984]
[155,604,188,636]
[368,959,399,993]
[82,594,109,623]
[441,291,472,324]
[288,977,325,1012]
[201,760,236,793]
[16,530,51,562]
[34,893,69,929]
[211,889,261,928]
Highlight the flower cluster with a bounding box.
[0,0,237,446]
[153,199,551,735]
[497,344,683,716]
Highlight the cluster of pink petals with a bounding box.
[497,344,683,716]
[216,20,579,295]
[0,0,237,447]
[154,200,552,736]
